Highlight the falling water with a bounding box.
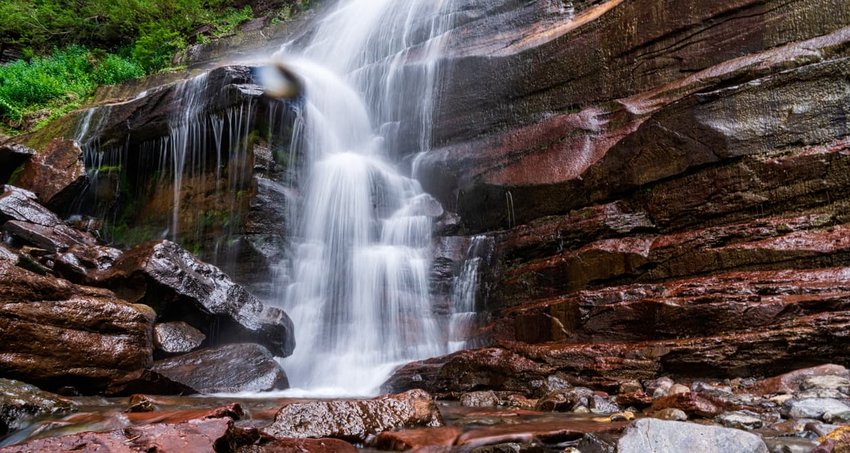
[449,236,493,352]
[276,0,458,394]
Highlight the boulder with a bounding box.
[459,391,500,408]
[0,259,155,394]
[0,185,96,252]
[262,390,443,442]
[0,379,75,436]
[99,240,294,357]
[53,243,123,283]
[14,139,86,214]
[617,419,769,453]
[754,364,850,395]
[151,343,288,394]
[154,321,207,355]
[0,143,34,184]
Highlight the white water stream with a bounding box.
[273,0,458,395]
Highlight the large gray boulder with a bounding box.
[617,419,769,453]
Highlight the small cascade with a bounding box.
[449,235,494,352]
[274,0,459,394]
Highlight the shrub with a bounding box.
[92,55,145,85]
[131,26,186,72]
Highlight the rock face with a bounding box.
[617,419,769,453]
[151,343,289,393]
[100,240,295,357]
[0,379,75,436]
[385,0,850,390]
[0,259,155,393]
[263,390,443,442]
[13,139,85,215]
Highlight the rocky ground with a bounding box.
[4,365,850,451]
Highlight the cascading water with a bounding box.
[274,0,458,394]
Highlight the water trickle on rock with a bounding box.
[275,0,458,395]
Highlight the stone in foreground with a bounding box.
[617,419,769,453]
[263,389,443,442]
[152,343,289,394]
[0,379,75,436]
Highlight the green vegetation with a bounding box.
[0,46,143,126]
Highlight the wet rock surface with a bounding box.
[99,240,294,357]
[13,139,85,215]
[0,379,75,436]
[154,321,207,355]
[0,258,155,394]
[263,390,443,442]
[152,343,289,394]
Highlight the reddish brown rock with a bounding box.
[384,310,850,396]
[14,139,85,214]
[455,419,626,448]
[649,393,722,418]
[0,259,155,394]
[373,427,461,450]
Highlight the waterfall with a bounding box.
[449,235,494,352]
[275,0,457,395]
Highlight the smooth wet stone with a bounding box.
[717,411,764,430]
[100,240,295,357]
[373,426,461,450]
[783,398,850,420]
[263,390,443,442]
[154,321,207,355]
[0,379,75,436]
[617,419,769,453]
[460,391,500,408]
[588,395,620,415]
[152,343,289,394]
[652,408,688,421]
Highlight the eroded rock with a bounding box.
[0,260,155,394]
[263,390,443,442]
[0,144,34,184]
